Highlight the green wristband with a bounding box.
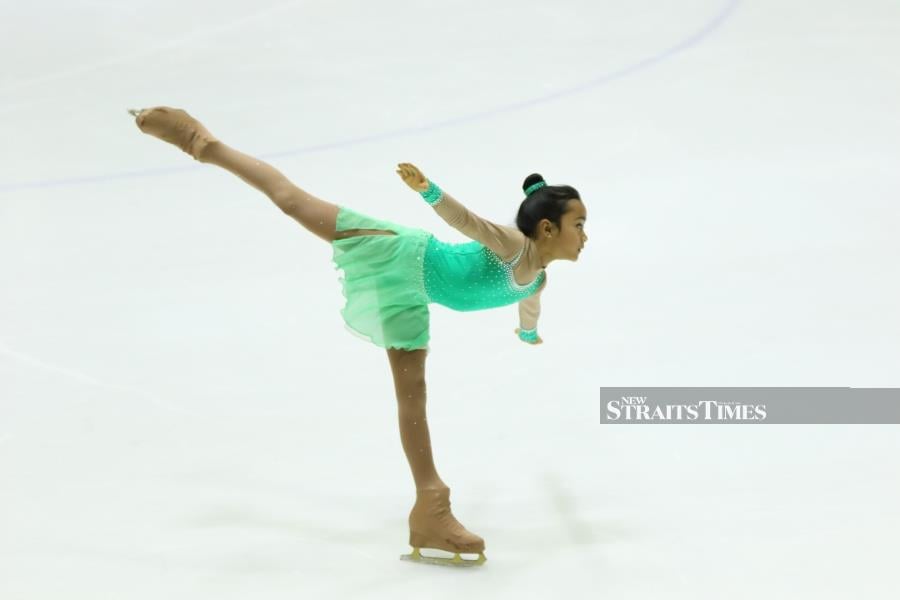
[518,327,538,343]
[420,180,444,206]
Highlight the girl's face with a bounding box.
[554,199,588,261]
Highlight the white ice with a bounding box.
[1,0,899,598]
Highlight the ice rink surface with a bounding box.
[1,0,899,598]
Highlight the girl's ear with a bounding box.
[539,219,556,237]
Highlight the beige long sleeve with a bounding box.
[517,276,546,330]
[429,187,525,262]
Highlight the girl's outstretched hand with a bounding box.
[396,162,430,192]
[515,328,543,345]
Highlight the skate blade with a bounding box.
[400,547,486,567]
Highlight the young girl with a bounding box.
[129,107,588,566]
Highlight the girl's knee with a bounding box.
[274,192,338,242]
[271,187,301,214]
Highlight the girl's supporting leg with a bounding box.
[386,347,485,555]
[385,348,447,490]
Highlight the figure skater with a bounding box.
[128,107,588,566]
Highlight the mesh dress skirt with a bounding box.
[330,205,432,351]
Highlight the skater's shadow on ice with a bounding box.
[486,472,635,552]
[544,472,631,546]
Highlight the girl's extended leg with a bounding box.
[202,142,340,243]
[386,347,485,555]
[134,106,395,244]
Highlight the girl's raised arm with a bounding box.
[396,163,524,262]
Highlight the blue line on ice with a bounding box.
[0,0,740,193]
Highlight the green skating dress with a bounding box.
[331,204,546,351]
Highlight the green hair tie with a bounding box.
[525,181,546,196]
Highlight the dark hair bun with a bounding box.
[522,173,545,194]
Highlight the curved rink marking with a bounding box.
[1,0,740,193]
